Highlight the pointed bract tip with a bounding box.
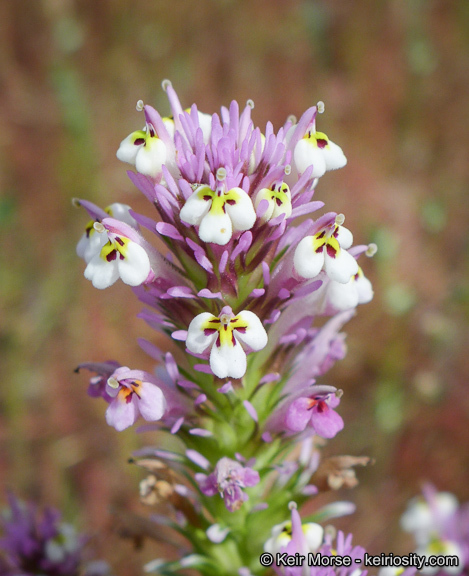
[136,99,144,111]
[246,99,255,109]
[284,164,292,175]
[93,222,105,233]
[335,213,345,226]
[288,501,298,510]
[366,243,378,257]
[161,79,172,91]
[317,101,325,114]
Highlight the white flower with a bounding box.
[264,520,323,555]
[185,307,267,379]
[326,267,374,311]
[254,181,292,222]
[76,203,137,264]
[294,223,358,283]
[294,129,346,178]
[84,219,151,289]
[180,184,256,246]
[116,118,173,178]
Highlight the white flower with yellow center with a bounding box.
[294,219,358,283]
[116,103,174,178]
[254,181,292,222]
[264,519,324,556]
[294,129,347,178]
[180,170,256,245]
[76,203,137,264]
[84,218,151,290]
[185,307,267,379]
[326,266,374,311]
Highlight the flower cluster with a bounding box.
[398,485,469,575]
[0,493,112,576]
[75,82,376,575]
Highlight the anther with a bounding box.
[246,99,254,109]
[161,79,172,92]
[216,167,227,181]
[71,198,81,207]
[287,114,297,125]
[136,99,144,112]
[317,101,325,114]
[335,213,345,226]
[288,501,298,510]
[284,164,292,176]
[366,243,378,257]
[107,377,119,389]
[93,222,105,233]
[336,389,344,399]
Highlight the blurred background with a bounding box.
[1,0,468,573]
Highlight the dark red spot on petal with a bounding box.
[203,195,212,202]
[315,243,325,254]
[275,197,282,206]
[326,244,337,259]
[226,200,236,206]
[115,236,125,246]
[232,333,237,346]
[316,231,326,240]
[204,328,218,336]
[317,138,327,149]
[134,138,145,146]
[234,327,247,334]
[216,334,221,348]
[106,250,117,262]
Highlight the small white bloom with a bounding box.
[116,118,173,178]
[294,129,346,178]
[84,225,150,289]
[254,181,292,222]
[264,520,323,555]
[185,307,267,379]
[77,203,137,264]
[294,224,358,283]
[326,267,374,311]
[180,184,256,246]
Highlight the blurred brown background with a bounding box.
[1,0,469,573]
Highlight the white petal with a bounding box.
[303,523,324,552]
[199,210,233,245]
[356,275,374,304]
[135,138,167,178]
[117,242,151,286]
[232,311,267,351]
[225,188,256,231]
[324,248,358,284]
[116,132,141,165]
[254,189,275,221]
[186,313,218,354]
[210,340,247,379]
[294,139,326,178]
[77,229,108,263]
[327,279,359,311]
[138,382,167,421]
[197,112,212,144]
[180,190,212,226]
[322,140,347,171]
[84,254,119,289]
[106,203,138,228]
[336,225,353,249]
[294,236,325,279]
